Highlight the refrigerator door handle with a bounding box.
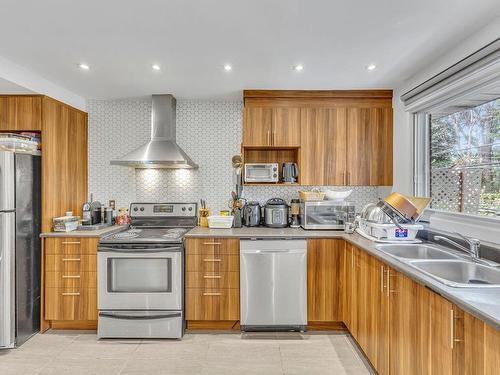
[0,151,15,211]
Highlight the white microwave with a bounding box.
[244,163,279,183]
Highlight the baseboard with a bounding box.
[186,320,240,330]
[307,321,347,331]
[48,320,97,330]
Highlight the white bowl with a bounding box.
[324,189,353,201]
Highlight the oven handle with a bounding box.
[99,312,182,320]
[98,247,181,253]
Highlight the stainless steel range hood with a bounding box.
[110,94,198,169]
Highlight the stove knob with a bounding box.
[188,207,193,211]
[133,207,138,212]
[140,207,144,211]
[182,207,186,212]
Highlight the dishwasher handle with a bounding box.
[241,249,306,255]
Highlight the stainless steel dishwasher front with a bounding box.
[240,239,307,331]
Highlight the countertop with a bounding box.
[40,225,126,238]
[185,226,500,330]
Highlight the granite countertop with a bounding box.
[185,226,500,330]
[40,225,126,238]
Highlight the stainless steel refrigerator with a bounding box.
[0,150,41,348]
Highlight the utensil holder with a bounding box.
[199,208,210,227]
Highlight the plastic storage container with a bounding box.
[207,215,234,229]
[359,221,423,241]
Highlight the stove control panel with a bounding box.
[130,203,197,217]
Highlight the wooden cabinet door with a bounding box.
[346,107,393,186]
[242,107,272,146]
[460,310,500,375]
[344,244,359,336]
[272,107,301,146]
[300,107,347,185]
[41,97,88,232]
[0,96,42,131]
[307,239,343,322]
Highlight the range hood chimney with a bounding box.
[110,94,198,169]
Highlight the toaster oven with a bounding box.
[300,201,355,230]
[244,163,279,183]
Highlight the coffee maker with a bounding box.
[290,199,300,228]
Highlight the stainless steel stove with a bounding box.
[97,202,197,339]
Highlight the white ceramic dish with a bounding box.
[324,189,352,201]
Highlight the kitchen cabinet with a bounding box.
[242,106,301,147]
[346,107,393,186]
[42,237,98,326]
[184,238,240,327]
[242,90,393,186]
[0,95,42,131]
[300,107,347,185]
[41,96,88,232]
[0,95,88,232]
[307,239,343,323]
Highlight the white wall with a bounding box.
[392,16,500,195]
[87,98,379,212]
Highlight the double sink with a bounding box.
[375,244,500,288]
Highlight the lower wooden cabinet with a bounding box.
[42,237,99,330]
[307,239,343,322]
[184,238,240,327]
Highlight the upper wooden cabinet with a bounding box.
[0,95,42,131]
[242,90,393,186]
[242,106,301,147]
[301,107,347,185]
[347,107,393,186]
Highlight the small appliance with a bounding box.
[263,198,289,228]
[98,202,197,339]
[282,162,298,183]
[290,199,301,228]
[244,163,279,183]
[300,200,355,230]
[243,202,261,227]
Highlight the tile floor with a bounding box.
[0,331,374,374]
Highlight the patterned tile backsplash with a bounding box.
[88,98,379,214]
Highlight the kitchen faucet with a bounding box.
[434,233,480,259]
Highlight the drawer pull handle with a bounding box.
[203,259,221,262]
[203,275,222,279]
[203,242,222,245]
[62,241,81,245]
[62,292,80,296]
[62,258,81,262]
[203,292,222,296]
[62,275,81,279]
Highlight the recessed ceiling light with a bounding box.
[293,64,304,72]
[78,63,89,70]
[152,64,161,71]
[224,64,232,71]
[366,64,376,71]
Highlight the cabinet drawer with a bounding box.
[185,254,239,272]
[45,255,96,272]
[44,237,98,255]
[185,272,239,289]
[45,272,97,288]
[185,288,240,321]
[185,238,239,256]
[44,287,97,321]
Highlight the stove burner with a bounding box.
[162,228,188,239]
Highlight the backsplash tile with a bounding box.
[88,98,379,213]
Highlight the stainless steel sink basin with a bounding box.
[411,260,500,288]
[375,244,462,260]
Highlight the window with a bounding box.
[429,98,500,217]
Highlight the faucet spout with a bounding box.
[434,234,480,259]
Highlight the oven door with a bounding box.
[98,244,182,310]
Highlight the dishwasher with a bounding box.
[240,239,307,331]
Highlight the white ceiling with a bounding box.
[1,0,499,100]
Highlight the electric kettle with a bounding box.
[282,162,299,183]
